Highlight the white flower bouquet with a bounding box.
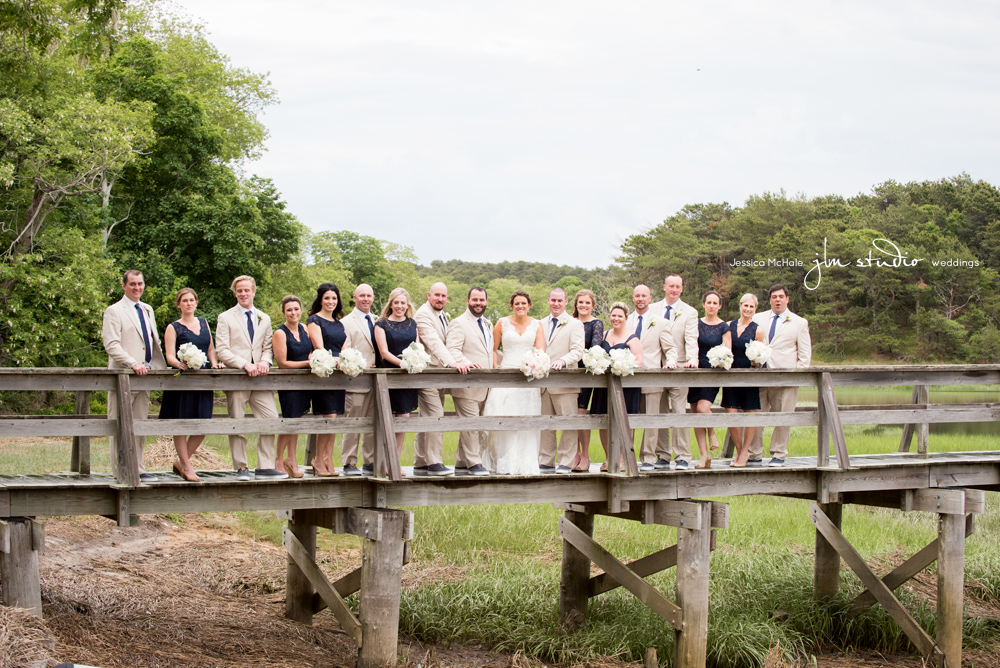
[745,340,771,367]
[582,346,611,375]
[400,341,431,374]
[707,345,734,370]
[176,342,208,370]
[309,349,338,377]
[336,347,367,377]
[520,348,551,380]
[609,348,638,376]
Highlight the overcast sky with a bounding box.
[177,0,1000,268]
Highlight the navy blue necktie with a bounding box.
[367,314,381,365]
[135,304,152,364]
[549,318,558,341]
[477,317,488,346]
[245,310,255,341]
[634,314,643,338]
[665,305,672,319]
[768,314,778,342]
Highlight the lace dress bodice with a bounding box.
[498,318,540,369]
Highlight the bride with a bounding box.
[482,290,547,475]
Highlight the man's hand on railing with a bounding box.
[243,361,271,377]
[131,363,149,375]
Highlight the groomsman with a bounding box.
[627,284,679,471]
[538,288,585,473]
[649,274,698,469]
[102,270,167,482]
[445,286,492,476]
[748,284,812,466]
[215,275,288,480]
[341,284,379,475]
[414,282,471,476]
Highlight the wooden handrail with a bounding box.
[1,365,997,485]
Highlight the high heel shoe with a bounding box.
[311,458,332,477]
[709,430,720,451]
[283,458,304,479]
[695,456,712,469]
[730,460,746,468]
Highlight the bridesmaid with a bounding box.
[591,302,643,471]
[160,288,225,482]
[307,282,351,476]
[374,287,420,458]
[687,291,732,469]
[722,293,765,467]
[572,289,603,472]
[273,295,312,478]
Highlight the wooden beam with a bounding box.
[115,488,131,527]
[607,375,638,476]
[0,519,9,553]
[371,374,402,481]
[559,509,594,630]
[558,515,682,629]
[813,502,842,601]
[817,376,830,468]
[898,385,921,453]
[286,510,317,626]
[810,503,941,662]
[283,525,362,645]
[312,567,363,614]
[937,512,965,668]
[0,518,42,617]
[591,544,678,597]
[357,509,407,668]
[675,500,713,668]
[907,489,967,516]
[847,540,940,618]
[916,385,930,455]
[70,390,91,475]
[114,374,140,488]
[819,373,850,470]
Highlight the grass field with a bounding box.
[3,396,999,666]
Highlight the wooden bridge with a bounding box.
[0,365,998,668]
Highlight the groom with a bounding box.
[445,286,492,476]
[538,288,585,473]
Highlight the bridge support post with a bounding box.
[813,501,842,601]
[559,508,594,630]
[675,500,713,668]
[358,509,408,668]
[285,509,317,625]
[0,517,44,617]
[937,511,965,668]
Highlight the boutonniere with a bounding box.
[783,314,791,324]
[556,314,568,328]
[647,318,657,329]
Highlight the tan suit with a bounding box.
[650,299,698,463]
[445,310,494,467]
[538,314,585,468]
[749,309,812,460]
[102,297,167,475]
[216,304,278,470]
[341,308,379,467]
[626,309,679,463]
[414,302,456,467]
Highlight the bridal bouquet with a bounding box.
[309,349,338,377]
[176,342,207,370]
[521,348,551,380]
[336,347,367,377]
[707,345,734,370]
[608,348,638,376]
[745,340,771,367]
[400,341,431,374]
[582,346,611,375]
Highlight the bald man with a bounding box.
[413,282,471,475]
[341,284,380,475]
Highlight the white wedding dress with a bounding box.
[482,318,542,475]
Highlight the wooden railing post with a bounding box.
[372,373,402,481]
[606,375,638,475]
[114,374,140,487]
[816,373,830,468]
[70,390,91,475]
[898,385,930,454]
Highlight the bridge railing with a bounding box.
[0,365,997,486]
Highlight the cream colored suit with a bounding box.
[445,310,494,468]
[538,314,585,468]
[626,310,679,463]
[216,305,278,470]
[414,302,456,467]
[649,298,699,463]
[102,297,167,475]
[341,308,379,467]
[748,309,812,460]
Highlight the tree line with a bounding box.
[2,1,997,383]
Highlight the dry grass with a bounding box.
[142,435,228,471]
[0,604,57,668]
